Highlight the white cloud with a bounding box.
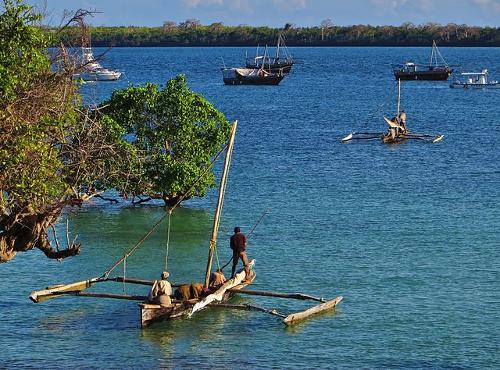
[182,0,224,8]
[369,0,409,9]
[472,0,500,12]
[272,0,307,11]
[182,0,253,12]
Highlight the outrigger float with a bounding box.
[30,121,342,328]
[342,79,444,144]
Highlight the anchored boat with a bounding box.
[392,41,454,81]
[222,67,284,85]
[450,69,500,89]
[74,47,122,81]
[342,79,444,144]
[30,121,342,328]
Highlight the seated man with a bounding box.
[209,268,226,290]
[148,271,172,307]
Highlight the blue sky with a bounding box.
[27,0,500,27]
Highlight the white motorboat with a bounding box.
[450,69,499,89]
[74,47,122,81]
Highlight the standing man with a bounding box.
[230,227,250,280]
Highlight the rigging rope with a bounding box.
[365,79,398,126]
[123,257,126,293]
[164,210,172,271]
[100,142,229,279]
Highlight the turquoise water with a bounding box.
[1,47,499,368]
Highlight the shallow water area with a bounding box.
[1,47,499,368]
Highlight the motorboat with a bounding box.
[450,69,500,89]
[74,47,122,81]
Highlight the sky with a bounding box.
[25,0,500,27]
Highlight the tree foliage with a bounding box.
[0,1,231,263]
[0,1,135,263]
[52,20,500,47]
[102,75,231,206]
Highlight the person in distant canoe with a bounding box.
[148,271,172,306]
[398,110,408,133]
[230,227,250,281]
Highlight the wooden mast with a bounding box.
[397,78,401,116]
[203,121,238,288]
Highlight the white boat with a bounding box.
[74,47,122,81]
[450,69,500,89]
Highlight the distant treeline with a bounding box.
[51,20,500,47]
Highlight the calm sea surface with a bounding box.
[1,47,499,369]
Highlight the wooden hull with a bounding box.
[382,135,406,144]
[223,76,284,85]
[394,69,452,81]
[140,264,255,327]
[140,302,190,327]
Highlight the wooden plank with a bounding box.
[341,133,353,142]
[62,291,148,301]
[107,276,154,286]
[283,296,343,326]
[29,277,102,303]
[228,288,325,302]
[208,303,286,318]
[189,259,255,317]
[433,134,444,143]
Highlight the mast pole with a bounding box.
[204,121,238,288]
[397,78,401,116]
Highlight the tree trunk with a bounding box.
[0,208,80,263]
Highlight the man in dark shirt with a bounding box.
[230,227,250,280]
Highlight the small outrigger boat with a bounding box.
[30,121,342,328]
[450,69,500,89]
[222,67,284,85]
[342,79,444,144]
[245,34,294,74]
[392,41,453,81]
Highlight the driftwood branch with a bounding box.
[132,196,152,205]
[95,194,119,204]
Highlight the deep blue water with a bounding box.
[1,47,499,368]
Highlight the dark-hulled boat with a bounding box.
[246,34,294,74]
[392,41,453,81]
[222,67,284,85]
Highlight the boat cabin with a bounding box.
[462,70,489,84]
[402,62,417,72]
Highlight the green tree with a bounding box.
[0,0,136,263]
[102,75,231,207]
